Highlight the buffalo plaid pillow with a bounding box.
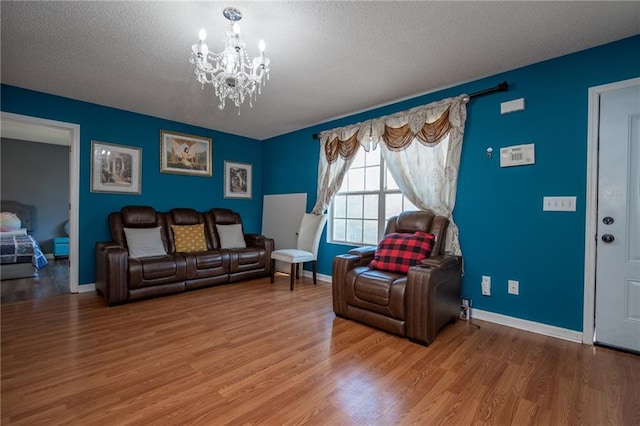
[369,231,435,274]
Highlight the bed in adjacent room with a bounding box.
[1,201,48,280]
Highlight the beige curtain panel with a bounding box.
[312,95,468,255]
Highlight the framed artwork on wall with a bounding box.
[91,141,142,194]
[160,130,212,177]
[224,161,252,199]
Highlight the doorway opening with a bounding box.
[1,112,80,294]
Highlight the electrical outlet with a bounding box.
[481,276,491,296]
[508,280,519,295]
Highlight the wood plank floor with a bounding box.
[1,259,69,304]
[2,276,639,425]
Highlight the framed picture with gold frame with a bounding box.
[160,130,212,177]
[224,161,252,199]
[91,141,142,194]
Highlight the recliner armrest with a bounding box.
[347,245,377,261]
[405,256,462,345]
[95,242,129,306]
[244,233,274,250]
[420,254,461,271]
[332,252,372,316]
[244,234,275,275]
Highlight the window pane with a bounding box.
[330,144,427,245]
[334,195,346,218]
[347,194,363,218]
[365,165,380,191]
[346,219,362,243]
[363,194,378,219]
[347,168,365,192]
[363,220,378,245]
[386,193,403,219]
[333,218,346,241]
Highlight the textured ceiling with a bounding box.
[1,1,639,140]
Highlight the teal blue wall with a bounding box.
[1,86,265,286]
[2,35,638,331]
[262,35,640,332]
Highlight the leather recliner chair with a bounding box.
[332,210,462,345]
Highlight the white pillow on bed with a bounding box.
[1,212,21,232]
[123,227,167,258]
[0,228,28,237]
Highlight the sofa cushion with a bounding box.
[216,224,246,249]
[346,267,407,319]
[127,253,187,289]
[369,231,435,274]
[123,227,167,258]
[171,224,207,252]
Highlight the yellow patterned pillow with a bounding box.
[171,224,207,253]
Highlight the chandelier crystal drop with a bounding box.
[189,7,270,113]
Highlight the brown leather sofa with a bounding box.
[95,206,274,306]
[332,210,462,345]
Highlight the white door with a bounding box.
[595,83,640,352]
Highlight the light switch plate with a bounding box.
[543,196,577,211]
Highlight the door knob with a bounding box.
[603,216,614,225]
[601,234,615,243]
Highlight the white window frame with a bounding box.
[328,146,415,246]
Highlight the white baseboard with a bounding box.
[301,270,332,283]
[472,308,583,343]
[77,283,95,293]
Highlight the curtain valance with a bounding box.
[312,94,469,255]
[319,95,467,162]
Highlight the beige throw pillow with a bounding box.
[171,224,207,252]
[216,224,246,249]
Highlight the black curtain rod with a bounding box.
[467,80,508,99]
[311,81,508,139]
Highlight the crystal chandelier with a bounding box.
[189,7,270,112]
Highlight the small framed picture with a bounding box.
[160,130,212,177]
[91,141,142,194]
[224,161,252,199]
